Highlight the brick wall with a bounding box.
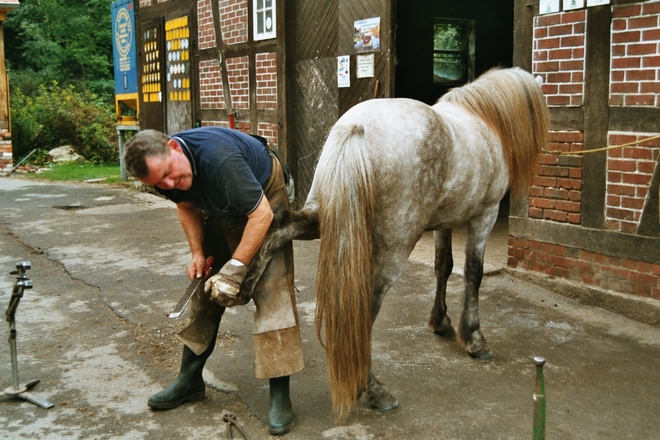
[198,0,216,50]
[199,59,224,109]
[533,10,586,106]
[606,132,660,233]
[508,237,660,299]
[530,131,583,224]
[256,52,277,110]
[0,131,11,171]
[611,1,660,106]
[220,0,248,45]
[226,56,249,110]
[512,3,660,300]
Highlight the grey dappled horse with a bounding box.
[241,67,549,419]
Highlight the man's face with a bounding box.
[142,140,193,190]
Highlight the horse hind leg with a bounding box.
[428,229,455,338]
[365,269,402,412]
[458,216,496,361]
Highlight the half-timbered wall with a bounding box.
[510,0,660,307]
[136,0,284,152]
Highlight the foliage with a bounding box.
[11,83,118,165]
[5,0,115,101]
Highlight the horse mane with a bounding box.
[440,67,549,195]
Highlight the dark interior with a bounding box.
[395,0,515,105]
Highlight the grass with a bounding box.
[26,163,126,184]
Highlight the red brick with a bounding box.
[549,48,573,60]
[537,38,561,50]
[622,173,652,185]
[621,197,644,209]
[547,95,571,106]
[535,27,549,39]
[561,35,584,47]
[532,198,556,209]
[538,14,561,26]
[623,147,653,160]
[625,95,656,106]
[557,178,582,190]
[642,29,660,41]
[612,18,627,31]
[561,10,586,24]
[560,60,584,71]
[613,4,642,18]
[612,57,641,69]
[608,159,637,172]
[612,30,641,44]
[567,213,581,224]
[544,210,567,222]
[556,200,581,212]
[628,43,657,56]
[640,82,660,93]
[628,16,658,30]
[606,207,635,221]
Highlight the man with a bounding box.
[122,127,303,435]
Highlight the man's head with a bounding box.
[123,129,193,190]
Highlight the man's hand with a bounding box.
[188,253,207,280]
[205,259,248,307]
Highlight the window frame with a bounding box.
[253,0,276,41]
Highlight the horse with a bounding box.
[239,67,549,419]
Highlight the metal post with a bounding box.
[533,357,546,440]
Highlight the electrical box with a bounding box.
[112,0,139,125]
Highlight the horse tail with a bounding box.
[440,67,550,195]
[314,123,375,420]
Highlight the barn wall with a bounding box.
[510,0,660,302]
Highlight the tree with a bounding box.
[5,0,115,99]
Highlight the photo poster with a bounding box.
[354,17,381,53]
[564,0,585,10]
[338,55,350,88]
[540,0,561,14]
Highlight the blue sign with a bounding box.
[112,0,138,95]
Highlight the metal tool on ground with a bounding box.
[223,412,249,440]
[533,357,546,440]
[169,256,215,319]
[2,261,54,409]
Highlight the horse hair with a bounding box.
[440,67,550,195]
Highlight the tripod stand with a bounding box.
[3,261,53,409]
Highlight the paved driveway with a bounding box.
[1,178,659,439]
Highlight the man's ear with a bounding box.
[167,138,182,153]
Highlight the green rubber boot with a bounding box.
[268,375,294,435]
[148,334,216,410]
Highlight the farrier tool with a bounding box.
[3,261,54,409]
[168,256,214,319]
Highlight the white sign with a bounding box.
[587,0,609,6]
[563,0,585,10]
[356,54,375,78]
[338,55,350,88]
[540,0,561,14]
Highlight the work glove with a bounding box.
[205,259,248,307]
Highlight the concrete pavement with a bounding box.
[1,177,659,439]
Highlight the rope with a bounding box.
[542,134,660,156]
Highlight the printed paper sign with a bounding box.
[564,0,585,10]
[356,54,375,78]
[354,17,381,53]
[540,0,560,14]
[338,55,350,88]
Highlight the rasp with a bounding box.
[168,256,214,319]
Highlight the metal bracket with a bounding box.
[3,261,54,409]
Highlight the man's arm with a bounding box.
[232,195,273,265]
[176,201,206,279]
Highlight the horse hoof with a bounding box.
[369,395,399,412]
[432,325,456,338]
[468,348,494,361]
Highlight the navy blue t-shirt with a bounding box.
[156,127,271,218]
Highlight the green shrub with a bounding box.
[10,82,118,164]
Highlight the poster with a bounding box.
[354,17,381,53]
[356,54,375,78]
[563,0,585,10]
[338,55,350,88]
[587,0,609,6]
[539,0,560,14]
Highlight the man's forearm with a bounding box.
[232,196,273,265]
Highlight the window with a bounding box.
[433,18,475,84]
[254,0,276,41]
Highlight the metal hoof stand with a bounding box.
[3,261,53,409]
[533,357,546,440]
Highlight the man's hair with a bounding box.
[123,129,171,178]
